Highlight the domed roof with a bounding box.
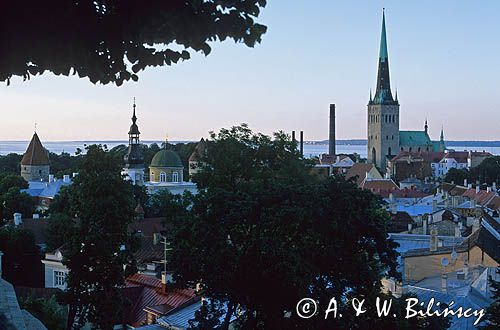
[150,149,183,168]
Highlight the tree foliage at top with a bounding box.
[159,125,448,329]
[1,0,267,86]
[481,269,500,329]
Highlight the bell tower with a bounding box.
[123,99,145,185]
[367,10,400,171]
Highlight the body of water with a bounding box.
[1,141,499,159]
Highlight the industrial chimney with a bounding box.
[329,104,336,156]
[299,131,304,157]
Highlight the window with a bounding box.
[160,172,167,182]
[172,172,179,182]
[392,135,394,140]
[386,135,388,140]
[54,271,65,287]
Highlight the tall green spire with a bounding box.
[372,9,395,104]
[379,10,388,62]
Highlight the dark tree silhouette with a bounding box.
[1,1,267,86]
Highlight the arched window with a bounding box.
[172,172,179,183]
[392,114,395,123]
[388,147,392,156]
[160,172,167,182]
[409,147,412,152]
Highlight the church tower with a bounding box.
[123,99,145,185]
[367,11,400,171]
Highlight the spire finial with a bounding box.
[369,88,373,102]
[34,121,37,133]
[424,119,428,133]
[132,97,137,123]
[440,125,444,141]
[379,9,388,61]
[395,88,398,101]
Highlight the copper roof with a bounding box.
[21,133,49,166]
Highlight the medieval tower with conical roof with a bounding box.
[123,100,145,186]
[21,132,50,181]
[367,11,400,171]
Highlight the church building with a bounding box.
[367,11,445,171]
[122,101,197,195]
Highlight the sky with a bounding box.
[2,0,500,141]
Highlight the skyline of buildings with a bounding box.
[2,2,500,142]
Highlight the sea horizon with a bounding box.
[2,139,499,159]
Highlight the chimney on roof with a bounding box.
[468,183,472,189]
[72,172,78,178]
[486,186,491,193]
[13,213,22,226]
[430,225,438,252]
[493,182,497,191]
[63,175,70,183]
[464,179,468,187]
[472,217,481,232]
[48,174,54,183]
[441,273,448,293]
[161,271,167,294]
[329,104,336,156]
[407,223,413,233]
[476,185,480,194]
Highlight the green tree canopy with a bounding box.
[162,125,442,329]
[1,0,267,86]
[0,226,44,287]
[56,145,137,329]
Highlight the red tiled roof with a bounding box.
[21,133,50,166]
[487,196,500,211]
[361,179,399,193]
[390,151,445,163]
[346,163,376,186]
[462,188,497,206]
[392,188,430,198]
[125,274,196,327]
[188,138,207,162]
[442,151,468,163]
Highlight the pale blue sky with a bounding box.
[1,0,499,141]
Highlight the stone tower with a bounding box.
[20,132,50,181]
[123,100,145,185]
[367,11,399,171]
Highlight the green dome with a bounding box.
[150,149,183,168]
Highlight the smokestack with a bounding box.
[291,130,296,143]
[329,104,336,156]
[299,131,304,157]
